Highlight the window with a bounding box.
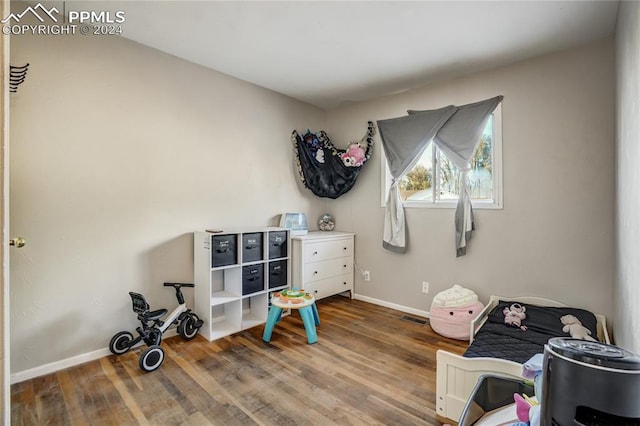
[381,103,503,209]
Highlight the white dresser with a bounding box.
[291,231,354,300]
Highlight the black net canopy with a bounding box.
[292,121,375,199]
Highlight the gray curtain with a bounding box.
[377,105,457,253]
[377,95,503,256]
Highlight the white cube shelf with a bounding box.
[194,227,291,341]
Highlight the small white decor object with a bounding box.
[318,213,335,231]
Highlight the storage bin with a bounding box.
[268,260,287,288]
[242,233,263,262]
[242,264,264,295]
[268,231,288,259]
[211,234,237,267]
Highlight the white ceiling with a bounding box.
[37,1,620,109]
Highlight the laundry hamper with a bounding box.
[430,285,483,340]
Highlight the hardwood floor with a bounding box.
[11,296,467,425]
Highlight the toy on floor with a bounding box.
[430,284,484,340]
[109,282,203,372]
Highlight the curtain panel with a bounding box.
[377,95,503,256]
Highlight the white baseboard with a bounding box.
[11,347,112,384]
[353,293,430,319]
[11,329,178,384]
[11,298,426,384]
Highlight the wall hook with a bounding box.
[10,63,29,93]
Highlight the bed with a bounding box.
[435,295,610,424]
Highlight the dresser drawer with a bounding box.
[303,258,353,283]
[303,238,354,263]
[304,274,353,300]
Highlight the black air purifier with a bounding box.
[541,337,640,425]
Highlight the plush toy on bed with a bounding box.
[504,303,528,331]
[560,314,596,341]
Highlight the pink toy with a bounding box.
[430,301,484,340]
[514,393,531,422]
[504,303,528,331]
[340,143,366,167]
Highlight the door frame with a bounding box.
[1,0,10,422]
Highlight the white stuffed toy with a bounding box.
[560,314,596,341]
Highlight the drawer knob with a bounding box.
[314,290,318,294]
[313,251,318,255]
[343,282,347,285]
[343,264,347,267]
[313,271,318,275]
[343,247,347,250]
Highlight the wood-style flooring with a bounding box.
[11,296,468,425]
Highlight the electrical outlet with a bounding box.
[363,270,370,281]
[422,281,429,293]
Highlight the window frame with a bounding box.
[380,103,503,209]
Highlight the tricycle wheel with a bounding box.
[109,331,134,355]
[178,314,202,341]
[139,345,164,372]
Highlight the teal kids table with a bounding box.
[262,289,320,344]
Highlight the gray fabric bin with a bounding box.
[268,231,288,259]
[268,260,287,288]
[242,264,264,295]
[242,233,263,262]
[211,234,237,267]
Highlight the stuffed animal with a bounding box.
[560,314,596,341]
[341,143,366,167]
[513,353,544,426]
[513,383,542,426]
[503,303,527,331]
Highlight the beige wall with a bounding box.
[9,33,325,373]
[8,21,621,376]
[326,38,616,323]
[615,1,640,354]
